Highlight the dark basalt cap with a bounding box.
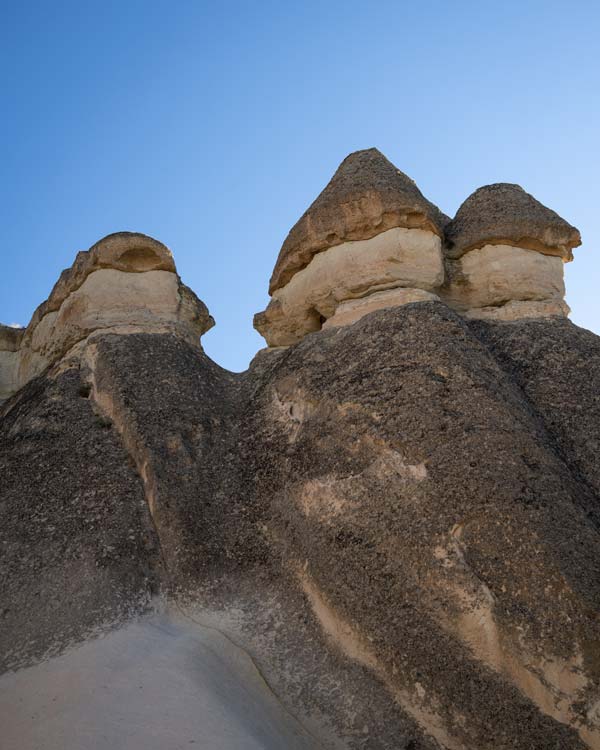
[269,148,449,294]
[445,183,581,260]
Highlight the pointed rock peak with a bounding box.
[445,183,581,260]
[268,148,449,294]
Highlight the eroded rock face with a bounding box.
[256,155,581,347]
[2,232,214,401]
[256,227,443,346]
[0,325,23,402]
[438,184,580,321]
[444,183,581,260]
[2,161,598,750]
[269,148,449,294]
[245,304,600,750]
[441,243,570,319]
[323,287,439,330]
[3,301,600,749]
[256,150,448,346]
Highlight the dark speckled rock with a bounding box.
[2,302,600,749]
[0,369,161,672]
[445,183,581,259]
[243,302,600,749]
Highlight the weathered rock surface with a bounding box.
[256,227,443,346]
[256,150,448,346]
[0,610,320,750]
[323,287,439,330]
[1,165,597,749]
[269,148,449,294]
[444,183,581,260]
[245,304,600,750]
[3,294,600,748]
[256,156,581,347]
[1,232,214,401]
[0,367,161,672]
[0,324,23,401]
[438,184,581,320]
[441,243,570,319]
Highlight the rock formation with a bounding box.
[255,152,580,345]
[0,324,23,401]
[254,148,449,346]
[2,152,599,750]
[0,231,214,403]
[441,183,581,321]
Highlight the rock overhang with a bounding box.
[444,182,581,261]
[1,231,213,403]
[268,147,450,295]
[255,153,583,346]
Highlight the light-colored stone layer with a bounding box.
[256,227,444,347]
[0,326,24,402]
[323,288,439,330]
[12,269,212,394]
[0,608,318,750]
[463,298,570,321]
[0,325,24,352]
[0,350,19,402]
[442,244,566,312]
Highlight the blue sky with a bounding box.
[2,1,598,371]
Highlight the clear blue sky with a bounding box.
[2,1,598,371]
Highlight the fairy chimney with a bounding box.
[441,183,581,320]
[254,148,449,347]
[2,232,214,402]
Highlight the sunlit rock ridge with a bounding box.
[2,149,599,750]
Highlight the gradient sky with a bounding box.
[2,1,599,371]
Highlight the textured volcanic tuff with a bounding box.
[255,150,450,347]
[444,183,581,260]
[2,304,600,749]
[269,147,449,294]
[1,159,598,749]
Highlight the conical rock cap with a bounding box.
[445,183,581,260]
[269,148,449,293]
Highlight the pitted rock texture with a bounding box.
[468,318,600,501]
[444,182,581,260]
[3,300,600,749]
[0,164,595,748]
[269,148,449,293]
[0,368,161,672]
[244,304,600,750]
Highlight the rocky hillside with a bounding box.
[1,150,599,750]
